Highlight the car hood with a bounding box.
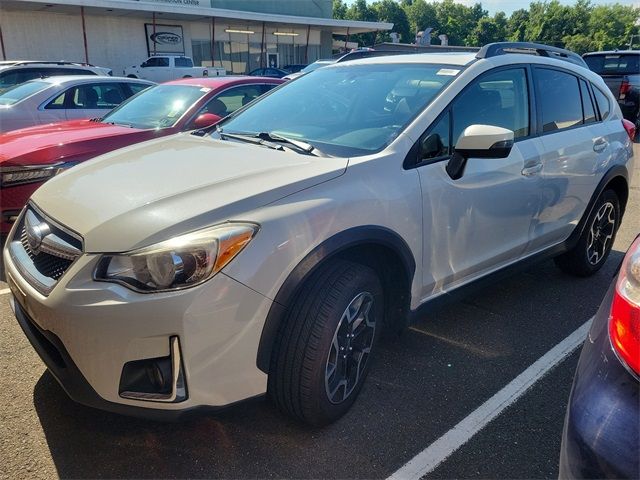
[0,120,149,166]
[31,133,348,253]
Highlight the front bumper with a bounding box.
[4,247,273,417]
[559,283,640,479]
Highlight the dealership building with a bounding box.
[0,0,392,75]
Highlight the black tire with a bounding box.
[126,74,137,78]
[554,189,620,277]
[183,75,192,78]
[268,259,383,426]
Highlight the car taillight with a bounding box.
[609,236,640,375]
[619,78,631,99]
[622,119,636,141]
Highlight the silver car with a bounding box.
[0,76,154,132]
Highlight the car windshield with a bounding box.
[584,54,640,75]
[218,63,460,156]
[101,84,208,129]
[0,81,50,105]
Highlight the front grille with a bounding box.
[20,226,73,280]
[8,205,83,295]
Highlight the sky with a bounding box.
[345,0,640,16]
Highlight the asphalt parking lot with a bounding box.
[0,143,638,479]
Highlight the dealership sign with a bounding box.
[145,24,185,55]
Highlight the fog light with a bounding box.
[119,337,187,402]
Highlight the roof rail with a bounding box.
[476,42,587,68]
[9,60,95,67]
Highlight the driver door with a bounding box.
[413,67,544,299]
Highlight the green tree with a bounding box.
[468,11,507,46]
[333,0,347,19]
[403,0,438,41]
[372,0,411,43]
[507,8,529,42]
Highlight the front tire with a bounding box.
[554,189,620,276]
[268,259,383,425]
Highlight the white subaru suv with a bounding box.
[4,43,635,425]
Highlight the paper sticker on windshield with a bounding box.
[200,87,211,92]
[437,68,460,76]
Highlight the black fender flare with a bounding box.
[564,164,629,251]
[256,225,416,373]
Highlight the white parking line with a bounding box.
[0,288,10,296]
[388,319,592,480]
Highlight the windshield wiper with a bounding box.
[256,132,317,155]
[103,121,135,128]
[217,128,284,151]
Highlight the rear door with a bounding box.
[527,67,603,252]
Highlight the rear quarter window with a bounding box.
[592,86,611,120]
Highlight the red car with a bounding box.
[0,76,283,235]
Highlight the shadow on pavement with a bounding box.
[32,252,625,479]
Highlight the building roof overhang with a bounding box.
[1,0,394,34]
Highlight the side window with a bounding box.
[0,68,42,88]
[125,82,150,97]
[579,79,596,124]
[175,57,193,68]
[144,57,169,67]
[535,69,583,132]
[592,86,611,121]
[452,68,529,144]
[419,111,450,161]
[261,84,278,94]
[45,90,68,109]
[204,85,265,116]
[48,83,127,109]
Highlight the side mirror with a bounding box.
[446,124,514,180]
[192,113,222,129]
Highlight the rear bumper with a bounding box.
[559,284,640,479]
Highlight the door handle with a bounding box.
[593,138,608,153]
[521,163,543,176]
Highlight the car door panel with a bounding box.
[418,139,542,298]
[415,67,541,299]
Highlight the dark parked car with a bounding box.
[282,64,307,74]
[248,67,289,78]
[559,235,640,479]
[584,51,640,138]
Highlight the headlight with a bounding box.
[95,223,258,292]
[1,162,75,187]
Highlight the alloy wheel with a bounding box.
[325,292,376,404]
[587,201,616,266]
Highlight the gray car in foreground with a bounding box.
[0,76,154,132]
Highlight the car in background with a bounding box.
[124,56,225,82]
[248,67,289,78]
[584,51,640,138]
[0,60,111,92]
[0,76,283,235]
[282,64,307,74]
[283,49,406,81]
[560,235,640,478]
[283,59,334,81]
[0,76,154,133]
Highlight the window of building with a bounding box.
[535,69,583,133]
